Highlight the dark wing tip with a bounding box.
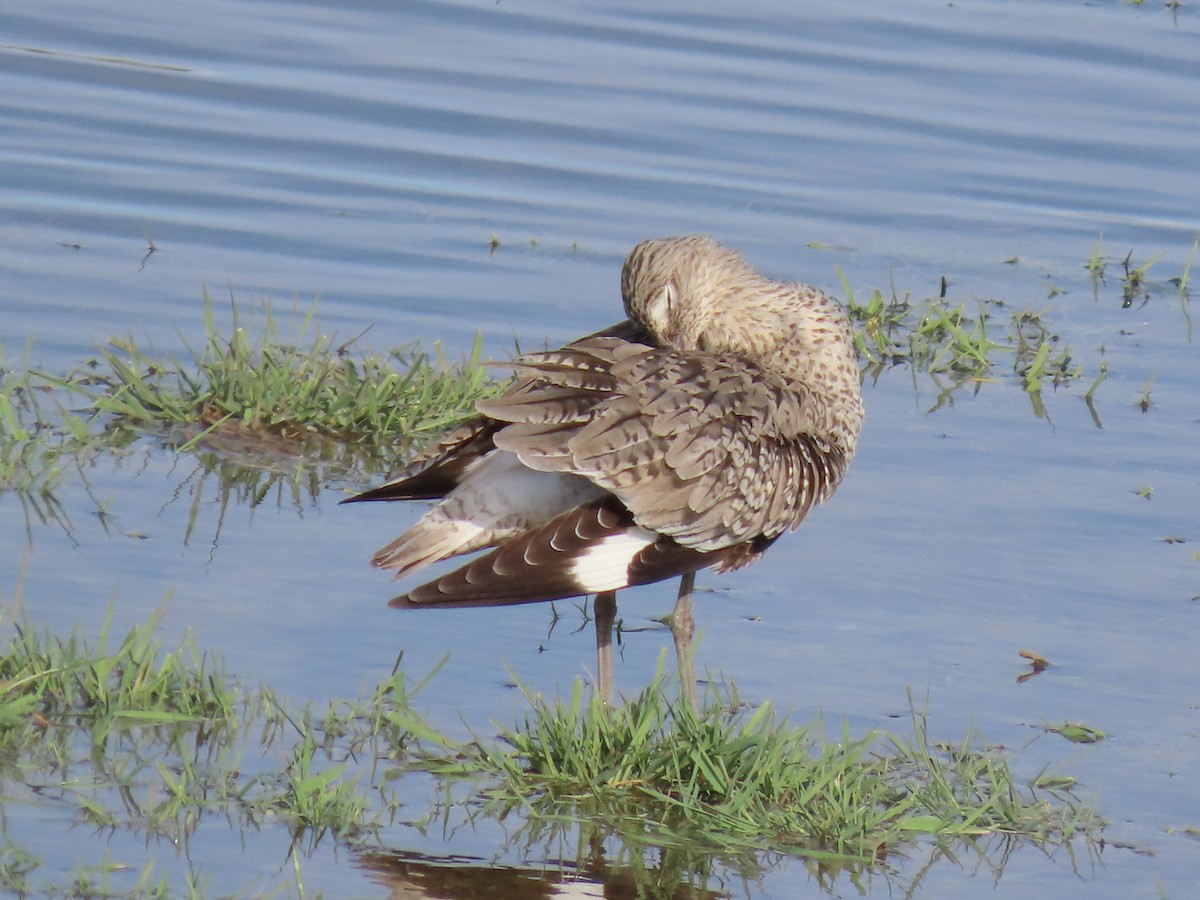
[387,591,560,610]
[343,417,502,505]
[339,479,447,504]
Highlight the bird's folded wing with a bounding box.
[481,340,850,553]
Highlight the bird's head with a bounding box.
[621,235,799,358]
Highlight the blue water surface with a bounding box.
[2,1,1198,896]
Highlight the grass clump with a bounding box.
[71,293,499,458]
[0,603,235,747]
[1,296,501,535]
[464,669,1097,865]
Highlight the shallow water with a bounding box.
[3,1,1199,896]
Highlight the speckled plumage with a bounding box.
[344,235,864,608]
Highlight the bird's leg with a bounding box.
[672,571,698,714]
[594,591,617,707]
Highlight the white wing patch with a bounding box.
[567,528,657,593]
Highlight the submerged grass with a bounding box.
[841,240,1195,417]
[0,344,87,526]
[0,602,1099,896]
[838,267,1089,416]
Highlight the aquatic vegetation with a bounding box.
[839,269,1088,415]
[73,294,498,456]
[0,603,1099,896]
[0,297,500,536]
[1086,234,1108,298]
[1082,233,1195,312]
[459,671,1096,863]
[0,601,444,895]
[1175,234,1199,299]
[0,354,83,531]
[1047,722,1107,745]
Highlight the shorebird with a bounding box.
[344,236,864,708]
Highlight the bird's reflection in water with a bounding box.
[356,841,733,900]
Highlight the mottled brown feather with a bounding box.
[486,342,849,553]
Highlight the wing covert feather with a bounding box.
[485,339,848,551]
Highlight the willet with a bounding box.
[343,235,864,708]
